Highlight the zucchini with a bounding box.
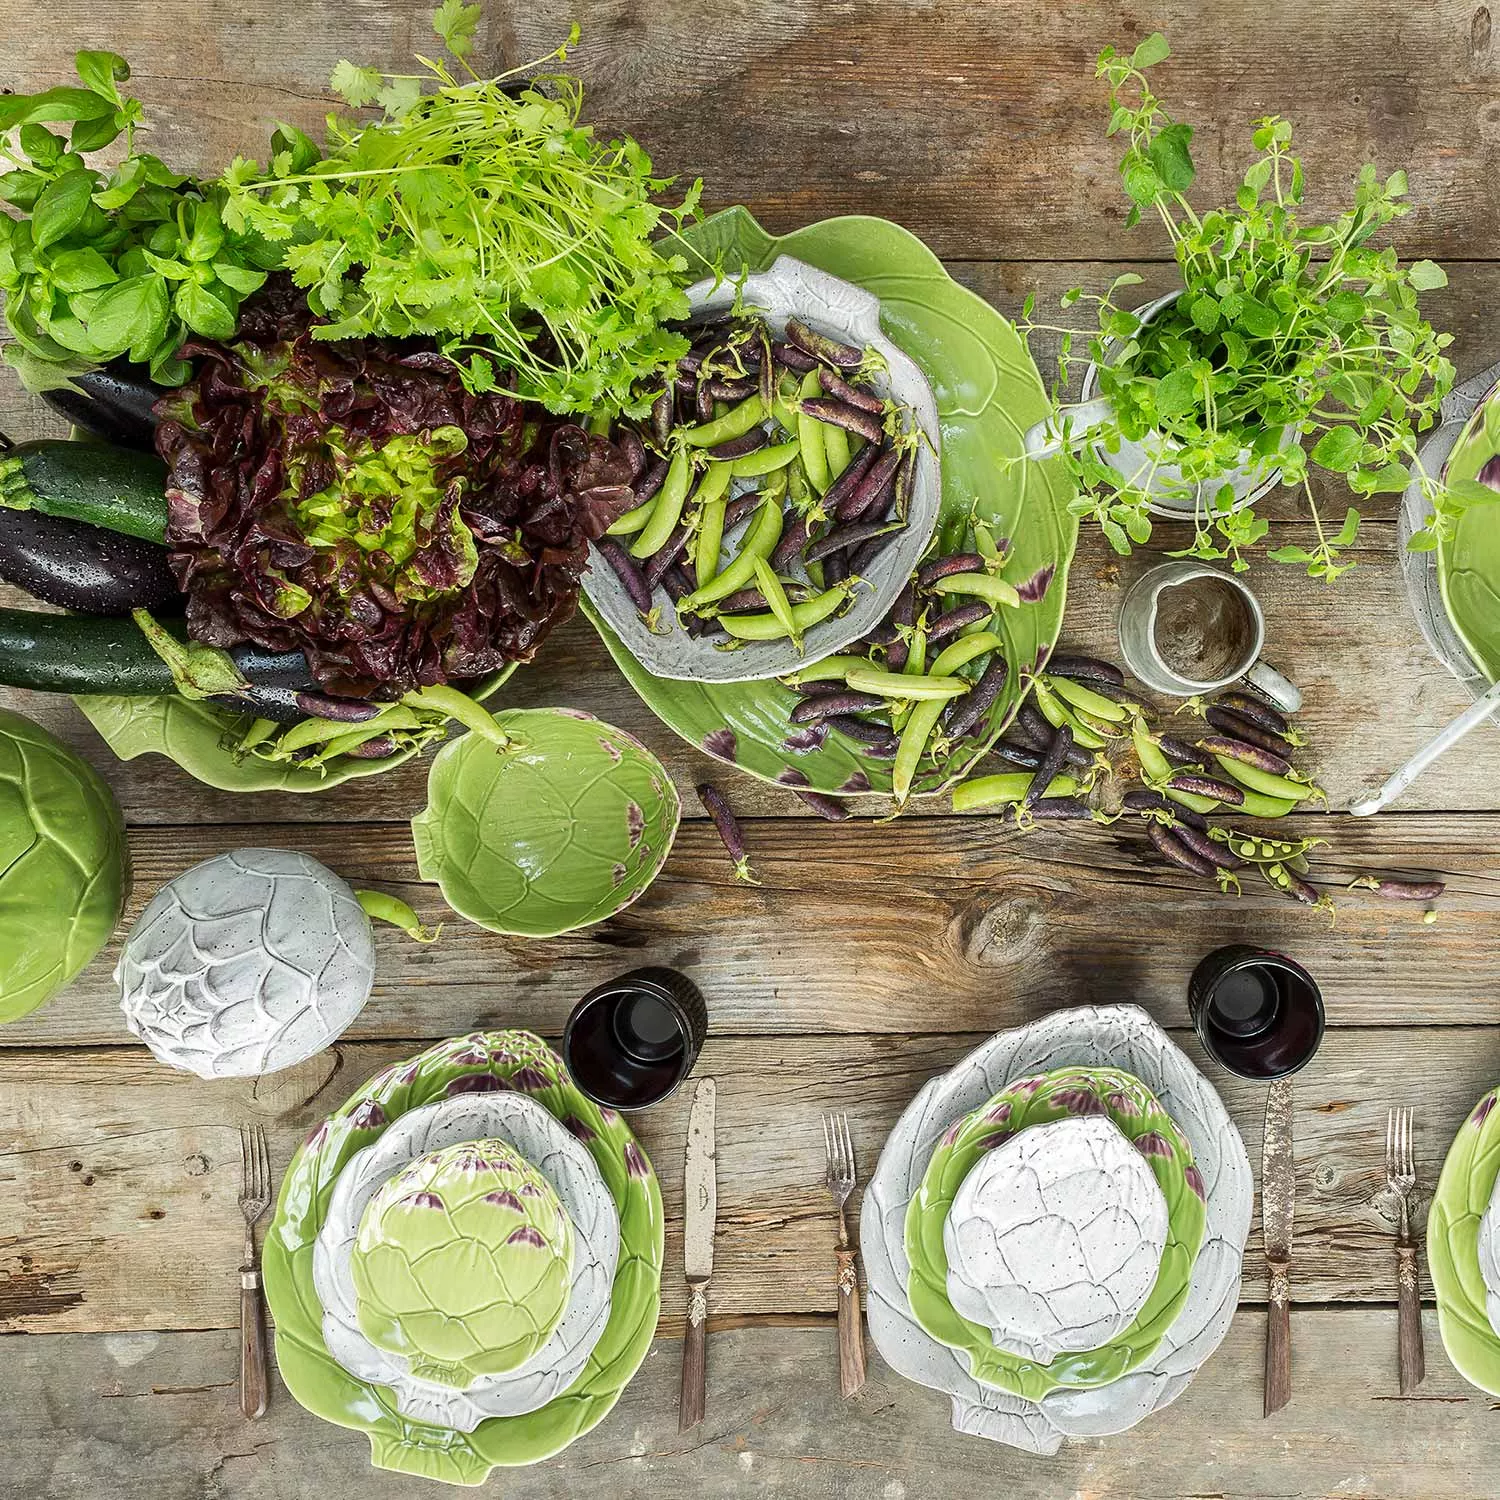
[37,359,163,453]
[0,508,178,615]
[0,439,169,543]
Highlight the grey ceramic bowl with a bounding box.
[582,254,942,683]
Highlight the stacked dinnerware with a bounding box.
[264,1030,663,1485]
[861,1005,1252,1454]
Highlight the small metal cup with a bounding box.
[561,967,707,1111]
[1117,558,1301,712]
[1188,945,1324,1080]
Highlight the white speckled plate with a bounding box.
[313,1092,619,1430]
[860,1004,1252,1455]
[582,254,941,683]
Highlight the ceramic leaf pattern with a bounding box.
[1436,381,1500,682]
[116,849,375,1078]
[411,708,679,938]
[313,1092,620,1430]
[263,1030,664,1483]
[583,208,1078,798]
[861,1005,1252,1454]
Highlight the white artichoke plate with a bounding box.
[1477,1176,1500,1338]
[861,1004,1252,1455]
[945,1114,1170,1365]
[313,1092,620,1430]
[116,849,376,1078]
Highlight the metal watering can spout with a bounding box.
[1019,396,1116,461]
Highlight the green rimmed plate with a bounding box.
[904,1065,1207,1400]
[581,208,1078,798]
[1436,382,1500,682]
[1429,1086,1500,1394]
[264,1030,664,1485]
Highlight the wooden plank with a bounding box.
[0,811,1488,1047]
[3,258,1496,824]
[0,1029,1477,1335]
[2,2,1494,262]
[1,1313,1491,1499]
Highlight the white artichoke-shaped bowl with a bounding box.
[116,849,376,1078]
[861,1004,1252,1456]
[314,1092,620,1431]
[944,1114,1169,1365]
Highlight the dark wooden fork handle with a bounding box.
[1397,1243,1425,1393]
[679,1280,708,1431]
[1264,1256,1291,1417]
[835,1247,867,1398]
[241,1268,269,1420]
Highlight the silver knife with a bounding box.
[1262,1078,1295,1416]
[679,1076,716,1431]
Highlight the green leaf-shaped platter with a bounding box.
[581,209,1077,798]
[1437,381,1500,682]
[1428,1085,1500,1395]
[904,1064,1206,1400]
[411,707,680,937]
[264,1030,665,1484]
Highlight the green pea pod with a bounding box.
[402,686,511,747]
[929,631,1005,679]
[1164,785,1220,815]
[696,493,727,585]
[605,495,658,537]
[719,583,852,642]
[928,572,1022,609]
[731,439,801,478]
[1232,789,1298,818]
[681,394,766,448]
[786,456,814,512]
[904,626,928,677]
[275,705,421,757]
[797,368,830,495]
[1211,752,1324,804]
[823,419,852,481]
[1047,673,1129,722]
[952,772,1077,812]
[845,667,967,702]
[893,696,949,803]
[753,555,800,645]
[631,448,693,559]
[973,520,1002,567]
[682,498,785,608]
[1033,678,1105,749]
[1132,714,1173,781]
[356,889,442,945]
[780,654,865,686]
[237,716,280,753]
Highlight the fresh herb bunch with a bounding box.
[0,52,270,389]
[219,4,701,416]
[1024,35,1456,579]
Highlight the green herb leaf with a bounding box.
[86,273,166,349]
[1130,33,1170,69]
[330,60,384,107]
[174,280,237,339]
[1147,121,1195,193]
[1407,259,1447,291]
[74,50,130,104]
[1309,426,1362,473]
[69,112,122,154]
[31,169,95,248]
[47,246,118,291]
[433,0,482,58]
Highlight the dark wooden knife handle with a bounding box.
[240,1269,268,1420]
[1264,1256,1291,1417]
[835,1247,866,1398]
[679,1281,708,1431]
[1397,1243,1425,1393]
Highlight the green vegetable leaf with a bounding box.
[0,86,116,130]
[46,246,118,291]
[86,273,167,351]
[1130,33,1170,69]
[31,169,95,248]
[74,50,130,104]
[331,60,384,107]
[433,0,482,58]
[1407,259,1447,291]
[1147,121,1195,193]
[212,260,268,295]
[69,112,123,154]
[174,280,237,339]
[1309,425,1362,473]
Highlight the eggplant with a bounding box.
[0,507,178,614]
[36,359,164,453]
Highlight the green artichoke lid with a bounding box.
[350,1138,574,1387]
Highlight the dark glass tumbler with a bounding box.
[561,966,707,1110]
[1188,945,1324,1080]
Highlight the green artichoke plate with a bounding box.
[1428,1086,1500,1395]
[904,1065,1207,1400]
[580,208,1078,799]
[411,708,679,938]
[264,1030,664,1484]
[1437,381,1500,681]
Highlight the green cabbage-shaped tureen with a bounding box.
[350,1138,575,1387]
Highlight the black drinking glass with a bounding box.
[561,966,707,1110]
[1188,945,1324,1080]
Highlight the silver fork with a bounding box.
[239,1124,272,1419]
[822,1111,867,1398]
[1386,1107,1424,1393]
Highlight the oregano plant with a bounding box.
[1022,34,1459,579]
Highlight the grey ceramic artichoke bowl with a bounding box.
[582,254,942,683]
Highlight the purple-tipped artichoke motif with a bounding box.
[1474,1093,1498,1128]
[348,1100,388,1131]
[1185,1163,1207,1200]
[626,802,645,847]
[1479,454,1500,492]
[783,724,829,752]
[777,766,811,787]
[983,1101,1014,1125]
[1049,1087,1107,1117]
[510,1065,551,1094]
[1104,1090,1141,1117]
[976,1129,1015,1152]
[624,1141,650,1179]
[1017,563,1055,603]
[599,736,625,763]
[702,728,738,762]
[447,1072,508,1096]
[563,1114,597,1144]
[1133,1130,1174,1160]
[506,1225,547,1248]
[839,770,872,794]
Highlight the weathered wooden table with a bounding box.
[4,3,1500,1496]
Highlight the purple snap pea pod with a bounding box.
[772,513,815,573]
[1014,699,1091,766]
[837,446,902,522]
[677,350,705,376]
[824,551,849,586]
[944,655,1010,740]
[1214,690,1291,738]
[784,317,864,370]
[789,690,887,724]
[1282,871,1324,908]
[1044,653,1126,688]
[1025,722,1074,807]
[822,441,882,519]
[643,517,698,588]
[916,553,988,590]
[795,789,851,821]
[617,427,647,480]
[1348,875,1446,901]
[805,517,905,564]
[695,379,715,423]
[294,693,384,722]
[1205,705,1293,757]
[988,739,1045,771]
[1146,821,1220,878]
[825,714,899,751]
[818,366,885,414]
[651,390,673,448]
[342,735,400,760]
[661,565,693,601]
[771,340,818,372]
[1165,771,1246,806]
[634,455,671,507]
[716,587,771,613]
[1175,823,1246,869]
[1156,734,1205,766]
[696,782,759,884]
[597,538,654,614]
[723,488,769,532]
[800,397,885,445]
[925,602,992,645]
[1023,796,1095,821]
[707,377,757,401]
[1197,733,1294,778]
[891,448,917,521]
[708,428,768,461]
[1121,787,1209,831]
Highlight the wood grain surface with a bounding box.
[2,1,1498,1493]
